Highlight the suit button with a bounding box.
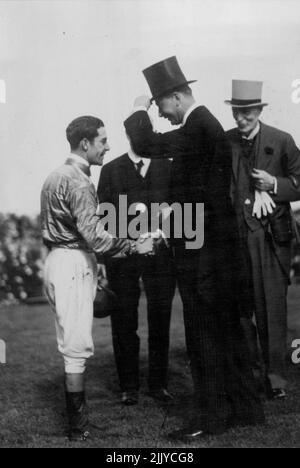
[245,199,251,205]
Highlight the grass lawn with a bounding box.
[0,286,300,448]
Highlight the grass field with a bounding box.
[0,287,300,448]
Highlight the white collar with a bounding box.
[128,148,143,164]
[128,149,150,167]
[182,102,199,126]
[69,153,90,167]
[241,122,260,140]
[127,149,151,177]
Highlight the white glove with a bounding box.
[260,191,276,214]
[133,95,151,111]
[252,190,276,219]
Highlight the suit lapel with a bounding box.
[230,130,241,182]
[122,154,136,190]
[255,122,275,171]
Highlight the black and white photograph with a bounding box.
[0,0,300,451]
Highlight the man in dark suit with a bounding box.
[124,57,264,441]
[226,79,300,399]
[97,135,176,406]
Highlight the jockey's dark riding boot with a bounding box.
[65,391,90,441]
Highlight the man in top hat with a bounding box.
[225,80,300,399]
[124,57,264,442]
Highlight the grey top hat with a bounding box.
[143,56,196,101]
[225,80,268,108]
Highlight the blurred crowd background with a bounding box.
[1,211,300,305]
[0,214,45,304]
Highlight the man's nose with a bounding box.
[235,113,244,123]
[105,143,110,151]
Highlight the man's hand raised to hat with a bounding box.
[134,95,151,111]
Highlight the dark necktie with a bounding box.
[136,160,144,176]
[241,138,254,149]
[240,135,257,163]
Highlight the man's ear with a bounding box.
[80,138,89,152]
[173,92,182,106]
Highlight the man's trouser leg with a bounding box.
[106,257,141,392]
[220,293,265,426]
[215,238,265,426]
[175,250,229,434]
[247,229,289,390]
[176,246,264,432]
[142,251,176,391]
[44,248,97,439]
[238,238,261,376]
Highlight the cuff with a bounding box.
[273,177,278,194]
[269,177,278,195]
[126,240,137,256]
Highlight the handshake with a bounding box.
[135,229,169,256]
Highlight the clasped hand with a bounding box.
[251,169,275,192]
[138,229,169,254]
[135,235,155,256]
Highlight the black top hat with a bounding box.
[143,56,196,101]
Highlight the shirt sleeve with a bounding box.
[273,134,300,202]
[124,110,187,159]
[69,182,130,256]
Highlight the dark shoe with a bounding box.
[65,391,90,442]
[267,388,286,400]
[168,414,228,442]
[68,428,90,442]
[168,427,209,443]
[121,391,139,406]
[149,388,174,403]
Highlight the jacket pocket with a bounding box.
[269,207,293,244]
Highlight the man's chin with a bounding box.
[238,127,250,135]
